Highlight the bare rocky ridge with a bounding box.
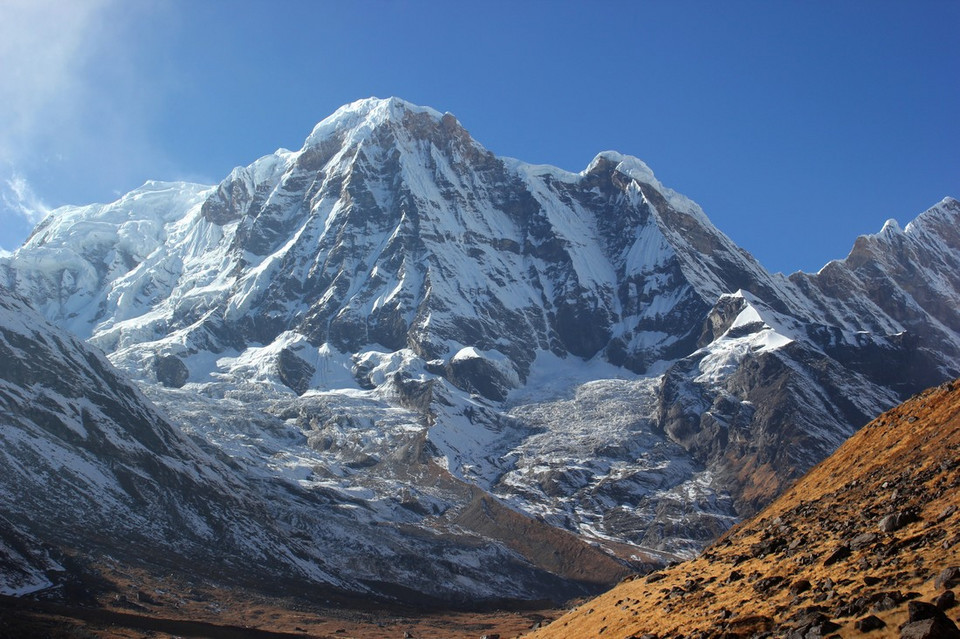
[1,97,959,602]
[526,379,960,638]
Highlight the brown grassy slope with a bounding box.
[527,379,960,639]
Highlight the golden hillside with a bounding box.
[527,379,960,638]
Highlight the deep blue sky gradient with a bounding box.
[1,0,957,273]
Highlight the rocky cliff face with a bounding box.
[2,97,958,599]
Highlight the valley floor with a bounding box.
[0,561,563,639]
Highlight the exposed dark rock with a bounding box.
[753,575,786,594]
[751,536,787,558]
[907,600,943,622]
[790,579,812,595]
[935,590,956,611]
[725,570,744,584]
[445,350,518,402]
[899,618,960,639]
[935,567,960,590]
[937,505,958,523]
[880,511,919,533]
[785,610,841,638]
[850,532,878,550]
[872,591,906,612]
[277,347,315,395]
[200,171,254,225]
[898,599,960,638]
[823,545,851,566]
[153,354,189,388]
[856,615,886,632]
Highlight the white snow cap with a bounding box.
[303,97,444,148]
[880,218,902,235]
[587,151,659,185]
[587,151,711,224]
[904,196,960,235]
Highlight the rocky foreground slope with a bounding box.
[526,379,960,638]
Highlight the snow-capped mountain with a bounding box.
[2,97,958,599]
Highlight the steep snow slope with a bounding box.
[791,197,960,391]
[2,98,958,593]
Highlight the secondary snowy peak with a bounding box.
[4,181,213,338]
[585,151,709,224]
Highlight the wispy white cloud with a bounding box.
[0,0,115,163]
[0,168,47,251]
[2,173,50,225]
[0,0,114,249]
[0,0,178,247]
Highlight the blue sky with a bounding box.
[1,0,957,273]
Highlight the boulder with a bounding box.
[898,600,960,638]
[856,615,886,632]
[823,545,851,566]
[935,591,956,611]
[899,618,960,639]
[935,567,960,590]
[879,511,919,533]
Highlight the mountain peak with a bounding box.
[4,97,960,610]
[302,96,448,149]
[586,150,657,183]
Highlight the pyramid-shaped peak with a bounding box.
[302,97,453,149]
[332,96,444,123]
